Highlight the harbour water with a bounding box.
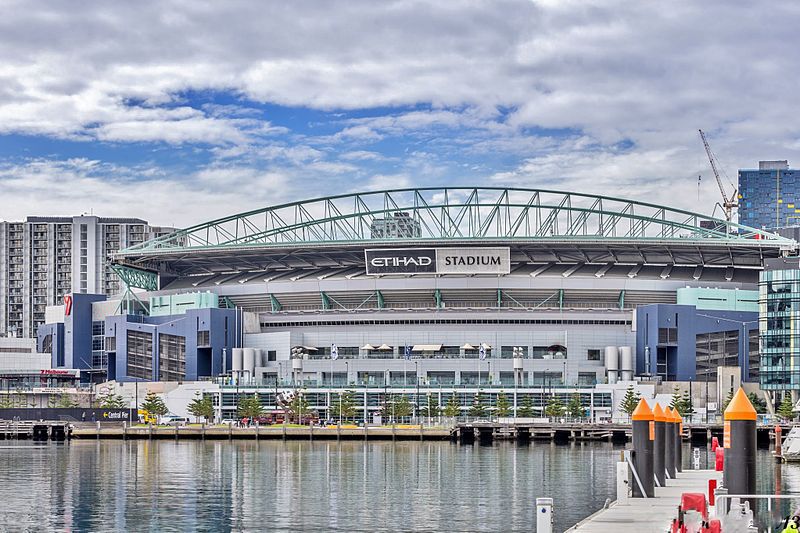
[0,440,794,532]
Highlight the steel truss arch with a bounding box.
[118,187,796,255]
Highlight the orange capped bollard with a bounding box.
[665,406,677,479]
[653,403,667,486]
[672,407,683,473]
[722,388,757,507]
[631,398,655,498]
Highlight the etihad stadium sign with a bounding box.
[365,247,510,275]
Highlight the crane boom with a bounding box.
[698,129,737,222]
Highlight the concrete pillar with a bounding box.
[631,399,654,498]
[723,388,757,508]
[653,403,666,487]
[665,406,676,479]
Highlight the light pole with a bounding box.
[414,361,419,421]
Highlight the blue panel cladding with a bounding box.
[106,307,240,382]
[64,293,106,372]
[37,322,64,368]
[636,303,758,382]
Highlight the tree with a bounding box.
[97,387,128,409]
[722,389,735,413]
[669,387,685,416]
[747,392,767,414]
[380,393,395,420]
[394,395,413,420]
[443,393,461,418]
[777,395,795,422]
[544,395,564,418]
[421,393,440,418]
[468,392,487,418]
[0,395,13,408]
[680,391,694,418]
[187,392,214,422]
[619,386,641,419]
[495,392,511,417]
[330,390,356,421]
[140,390,169,418]
[567,394,584,419]
[287,391,310,423]
[517,395,535,418]
[56,393,78,408]
[236,393,263,420]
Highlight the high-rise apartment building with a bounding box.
[738,160,800,230]
[0,216,173,338]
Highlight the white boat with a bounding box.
[781,426,800,462]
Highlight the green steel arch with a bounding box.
[120,187,796,254]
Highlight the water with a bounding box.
[0,440,794,532]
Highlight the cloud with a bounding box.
[0,0,799,223]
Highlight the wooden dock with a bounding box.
[71,424,452,441]
[567,469,722,531]
[0,420,70,441]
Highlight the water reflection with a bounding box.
[0,440,790,532]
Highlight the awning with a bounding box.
[461,343,476,350]
[302,346,318,352]
[361,344,376,350]
[377,343,392,351]
[412,344,442,351]
[481,343,492,350]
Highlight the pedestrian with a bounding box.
[81,412,86,422]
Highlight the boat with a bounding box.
[780,426,800,462]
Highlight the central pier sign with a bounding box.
[365,247,510,275]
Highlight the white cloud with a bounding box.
[0,0,799,222]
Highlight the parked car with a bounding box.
[161,414,188,425]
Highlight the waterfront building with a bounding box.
[0,215,173,338]
[759,268,800,392]
[636,287,759,383]
[0,337,79,391]
[738,160,800,230]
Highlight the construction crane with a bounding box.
[699,129,738,222]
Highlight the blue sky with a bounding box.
[1,1,799,227]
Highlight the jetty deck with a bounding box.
[568,469,722,531]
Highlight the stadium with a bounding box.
[40,187,798,420]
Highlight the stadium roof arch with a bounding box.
[112,187,798,283]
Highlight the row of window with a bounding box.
[262,319,631,328]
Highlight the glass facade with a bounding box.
[126,331,153,380]
[158,333,186,381]
[760,269,800,390]
[739,167,800,230]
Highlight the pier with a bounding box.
[0,420,70,441]
[567,469,722,531]
[71,423,452,441]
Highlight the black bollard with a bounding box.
[631,399,655,498]
[665,406,676,479]
[653,403,667,487]
[672,407,683,473]
[722,388,757,507]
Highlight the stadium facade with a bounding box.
[36,188,799,418]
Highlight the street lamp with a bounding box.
[414,361,419,421]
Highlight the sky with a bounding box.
[1,0,799,228]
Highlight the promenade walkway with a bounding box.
[568,469,722,532]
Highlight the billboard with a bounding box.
[365,247,510,275]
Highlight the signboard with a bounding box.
[365,247,510,276]
[364,248,436,275]
[64,294,73,316]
